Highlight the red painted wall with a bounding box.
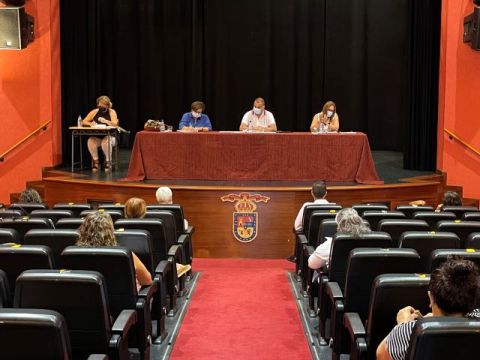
[438,0,480,199]
[0,0,61,204]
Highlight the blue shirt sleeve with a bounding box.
[203,114,212,130]
[179,113,191,130]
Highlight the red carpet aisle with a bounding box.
[170,259,311,359]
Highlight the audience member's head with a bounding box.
[156,186,173,204]
[124,197,146,218]
[442,191,462,207]
[19,188,42,204]
[335,208,371,237]
[311,180,327,200]
[77,212,116,247]
[429,257,479,316]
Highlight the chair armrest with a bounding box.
[297,234,308,245]
[326,281,344,300]
[326,282,345,355]
[111,309,137,337]
[87,355,109,360]
[138,279,159,302]
[306,245,315,256]
[177,234,188,246]
[344,313,368,360]
[185,226,195,235]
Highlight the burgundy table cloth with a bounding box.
[123,131,382,184]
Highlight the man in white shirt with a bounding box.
[239,97,277,132]
[155,186,189,231]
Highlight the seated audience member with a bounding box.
[124,197,147,219]
[179,101,212,132]
[308,208,371,270]
[124,196,191,277]
[155,186,189,231]
[239,97,277,132]
[435,190,462,212]
[77,212,152,290]
[294,180,330,232]
[376,257,480,360]
[18,188,43,204]
[81,95,119,172]
[310,101,340,133]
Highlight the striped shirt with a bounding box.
[386,310,480,360]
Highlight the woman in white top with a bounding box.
[310,100,340,133]
[239,97,277,132]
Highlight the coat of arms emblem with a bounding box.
[221,192,270,243]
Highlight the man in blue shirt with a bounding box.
[178,101,212,132]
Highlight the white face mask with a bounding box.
[253,107,262,115]
[327,110,334,117]
[192,111,201,118]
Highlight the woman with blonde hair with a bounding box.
[310,100,340,133]
[81,95,119,172]
[77,212,152,289]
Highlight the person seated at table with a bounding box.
[376,257,480,360]
[179,101,212,132]
[239,97,277,132]
[81,95,119,172]
[155,186,189,231]
[310,100,340,132]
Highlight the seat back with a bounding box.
[0,270,12,307]
[60,246,137,318]
[24,229,80,267]
[98,203,125,212]
[395,205,434,218]
[328,232,393,291]
[80,209,123,222]
[0,210,22,219]
[9,203,48,215]
[412,211,456,230]
[0,244,54,291]
[343,248,421,320]
[53,203,92,217]
[0,228,20,244]
[0,218,54,241]
[463,212,480,221]
[55,218,84,230]
[115,218,168,265]
[429,249,480,272]
[466,232,480,249]
[441,206,480,219]
[144,210,178,247]
[362,211,406,230]
[366,274,430,360]
[146,204,187,236]
[377,219,430,247]
[30,210,74,224]
[306,211,338,246]
[302,205,341,235]
[317,219,338,246]
[14,270,112,359]
[352,204,389,217]
[115,229,155,274]
[406,317,480,360]
[436,220,480,247]
[399,231,460,272]
[0,308,72,360]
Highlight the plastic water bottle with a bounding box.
[77,115,83,127]
[159,120,165,131]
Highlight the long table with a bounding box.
[124,131,381,184]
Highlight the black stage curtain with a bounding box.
[60,0,440,170]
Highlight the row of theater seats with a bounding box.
[293,204,480,360]
[0,202,195,359]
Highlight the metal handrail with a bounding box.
[0,120,51,162]
[444,128,480,158]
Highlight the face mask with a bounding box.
[192,111,201,118]
[98,107,108,113]
[253,107,262,115]
[327,110,334,117]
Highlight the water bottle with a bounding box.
[159,120,165,132]
[77,115,83,127]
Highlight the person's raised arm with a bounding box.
[82,109,98,126]
[132,252,153,287]
[310,113,320,132]
[328,113,339,132]
[178,113,190,131]
[266,113,277,132]
[239,112,250,131]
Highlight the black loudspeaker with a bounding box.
[0,6,34,50]
[464,5,480,51]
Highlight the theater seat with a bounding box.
[344,274,431,360]
[15,270,136,360]
[55,218,84,230]
[0,228,20,244]
[463,212,480,221]
[429,249,480,272]
[98,203,125,212]
[0,270,12,307]
[435,220,480,247]
[53,202,92,217]
[406,317,480,359]
[9,203,48,215]
[412,211,456,230]
[362,211,406,230]
[30,209,74,224]
[352,204,389,217]
[0,218,54,241]
[377,219,429,247]
[466,232,480,249]
[395,205,434,218]
[441,206,479,219]
[80,209,123,222]
[0,210,22,219]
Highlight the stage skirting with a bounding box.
[124,131,382,184]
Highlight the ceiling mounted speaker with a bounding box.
[0,1,26,6]
[0,6,34,50]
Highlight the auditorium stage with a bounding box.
[42,150,444,258]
